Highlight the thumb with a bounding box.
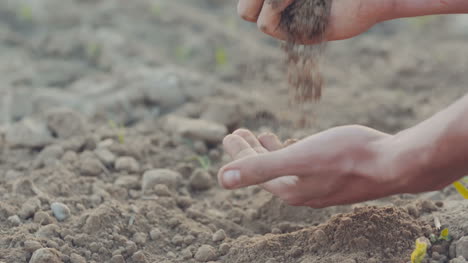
[217,147,297,189]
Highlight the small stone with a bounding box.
[24,240,42,253]
[80,158,104,176]
[125,241,138,255]
[165,115,227,143]
[420,200,438,213]
[193,141,207,154]
[35,145,64,167]
[133,232,148,246]
[50,202,71,221]
[141,169,181,194]
[94,148,116,166]
[212,230,226,242]
[33,211,53,225]
[195,245,217,262]
[46,108,88,139]
[29,248,61,263]
[432,244,447,254]
[131,251,147,263]
[154,184,172,196]
[219,243,231,255]
[70,253,86,263]
[6,118,53,148]
[19,198,41,219]
[456,236,468,259]
[172,234,184,246]
[450,256,468,263]
[115,156,140,173]
[8,215,21,226]
[149,229,162,240]
[184,235,196,245]
[189,169,212,191]
[110,254,125,263]
[36,224,60,239]
[181,248,193,259]
[115,176,140,189]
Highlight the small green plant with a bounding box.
[410,239,427,263]
[174,46,192,62]
[438,228,451,241]
[108,120,126,144]
[16,3,33,23]
[215,47,228,67]
[194,155,211,170]
[85,42,102,62]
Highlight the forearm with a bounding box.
[386,94,468,193]
[381,0,468,21]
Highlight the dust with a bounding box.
[270,0,332,102]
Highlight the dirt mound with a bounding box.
[226,206,426,263]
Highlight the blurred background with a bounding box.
[0,0,467,138]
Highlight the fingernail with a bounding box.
[222,170,241,188]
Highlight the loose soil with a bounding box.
[0,0,468,263]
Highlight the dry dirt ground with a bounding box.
[0,0,468,263]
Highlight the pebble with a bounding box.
[181,248,193,259]
[200,99,242,127]
[165,115,227,143]
[114,156,140,173]
[195,245,217,262]
[36,224,60,239]
[139,69,187,110]
[219,243,231,255]
[189,169,212,191]
[131,251,148,263]
[114,176,140,189]
[46,108,88,139]
[29,248,61,263]
[33,211,53,225]
[212,229,226,242]
[456,236,468,259]
[110,254,125,263]
[141,169,181,194]
[19,198,41,219]
[24,240,42,253]
[149,229,162,240]
[133,232,148,246]
[35,145,64,167]
[451,257,468,263]
[51,202,71,221]
[70,253,86,263]
[94,148,116,166]
[80,158,104,176]
[7,215,21,226]
[154,184,172,196]
[5,118,53,147]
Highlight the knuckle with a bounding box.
[222,134,238,145]
[232,128,250,137]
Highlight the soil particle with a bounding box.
[46,108,88,139]
[141,169,181,193]
[165,115,228,143]
[94,148,117,167]
[80,157,104,177]
[131,250,148,263]
[19,197,42,220]
[212,229,226,242]
[189,169,213,191]
[270,0,332,102]
[50,202,71,221]
[110,254,125,263]
[114,156,140,173]
[7,215,21,226]
[69,253,86,263]
[5,118,53,148]
[456,236,468,259]
[33,211,54,225]
[24,240,43,253]
[195,245,217,262]
[34,145,64,168]
[115,175,140,189]
[154,184,172,197]
[29,248,61,263]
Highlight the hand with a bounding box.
[237,0,394,43]
[217,126,402,208]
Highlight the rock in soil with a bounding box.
[46,108,88,139]
[195,245,217,262]
[189,169,213,191]
[456,236,468,259]
[29,248,61,263]
[141,169,182,193]
[165,115,227,143]
[50,202,71,221]
[5,118,53,147]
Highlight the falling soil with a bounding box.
[271,0,332,102]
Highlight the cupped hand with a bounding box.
[217,126,401,208]
[238,0,394,43]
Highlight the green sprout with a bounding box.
[16,3,33,23]
[438,228,451,241]
[193,155,211,170]
[215,47,228,67]
[85,42,102,62]
[174,46,192,62]
[108,120,126,144]
[429,234,437,243]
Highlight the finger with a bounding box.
[218,146,303,189]
[283,138,298,147]
[223,134,258,161]
[257,0,294,40]
[258,132,283,151]
[238,0,265,22]
[232,129,267,154]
